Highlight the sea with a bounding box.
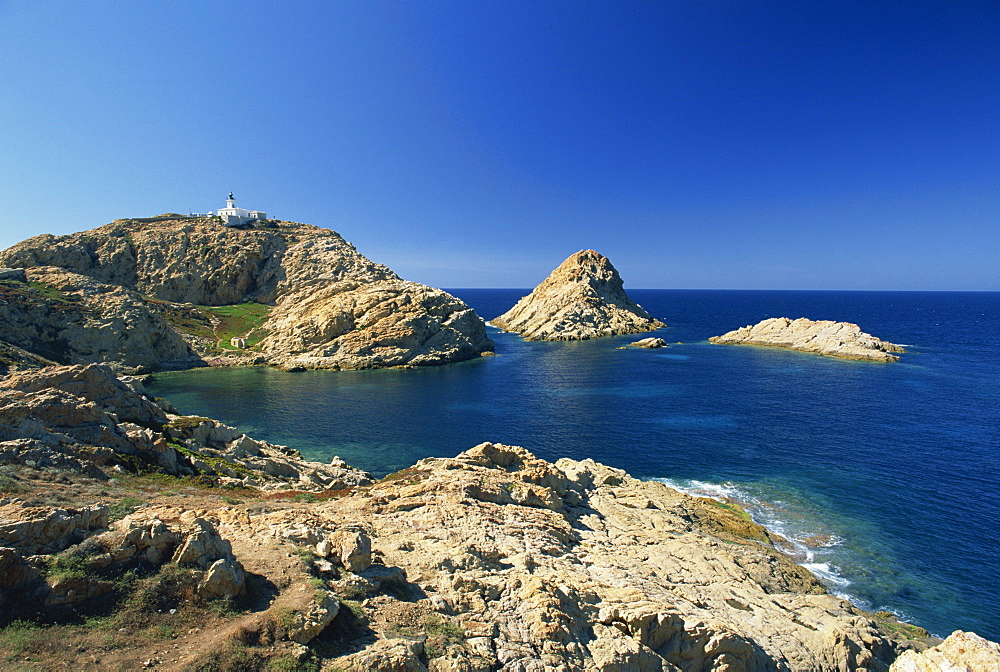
[147,289,1000,642]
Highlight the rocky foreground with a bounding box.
[491,250,664,341]
[709,317,905,362]
[0,215,493,372]
[8,364,997,669]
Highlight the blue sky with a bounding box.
[1,1,997,290]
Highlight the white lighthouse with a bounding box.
[214,192,267,227]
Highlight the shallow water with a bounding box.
[149,289,1000,640]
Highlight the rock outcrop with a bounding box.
[889,630,1000,671]
[0,216,493,371]
[250,442,913,670]
[0,266,200,373]
[709,317,905,362]
[0,364,374,491]
[491,250,664,340]
[262,279,494,370]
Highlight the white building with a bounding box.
[213,193,267,226]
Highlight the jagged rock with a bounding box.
[262,280,494,370]
[889,630,1000,670]
[2,363,167,425]
[0,501,108,555]
[172,518,236,569]
[630,337,668,348]
[336,637,427,672]
[111,517,181,564]
[44,576,115,607]
[258,442,903,670]
[0,546,40,588]
[197,557,246,600]
[0,267,201,373]
[285,589,340,644]
[0,268,27,282]
[333,529,372,573]
[491,250,664,340]
[0,339,55,375]
[0,216,494,371]
[709,317,905,362]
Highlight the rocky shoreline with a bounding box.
[3,363,992,669]
[2,218,997,668]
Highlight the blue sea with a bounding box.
[148,289,1000,642]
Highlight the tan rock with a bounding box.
[709,317,905,362]
[491,250,664,340]
[261,280,493,369]
[0,267,199,373]
[890,630,1000,671]
[630,337,668,348]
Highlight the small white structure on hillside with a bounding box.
[213,193,267,227]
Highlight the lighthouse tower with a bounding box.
[214,193,267,227]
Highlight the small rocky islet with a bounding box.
[1,214,995,668]
[710,317,906,362]
[490,249,665,341]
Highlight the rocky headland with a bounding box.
[3,363,980,670]
[490,250,665,341]
[709,317,905,362]
[0,215,493,372]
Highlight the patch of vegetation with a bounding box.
[703,497,753,521]
[378,467,431,487]
[0,472,26,494]
[185,643,267,672]
[40,553,99,582]
[0,620,41,659]
[147,300,272,354]
[875,611,930,640]
[108,496,147,522]
[387,613,465,659]
[292,492,317,503]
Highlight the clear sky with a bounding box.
[1,1,997,290]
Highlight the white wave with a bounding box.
[650,477,856,596]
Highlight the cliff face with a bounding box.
[491,249,664,340]
[709,317,905,362]
[0,267,200,373]
[0,216,493,371]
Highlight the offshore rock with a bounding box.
[630,337,668,348]
[709,317,905,362]
[0,216,493,370]
[491,250,664,340]
[889,630,1000,670]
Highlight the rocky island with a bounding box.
[709,317,906,362]
[490,250,665,341]
[0,363,954,670]
[0,215,494,373]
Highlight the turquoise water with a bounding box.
[148,289,1000,641]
